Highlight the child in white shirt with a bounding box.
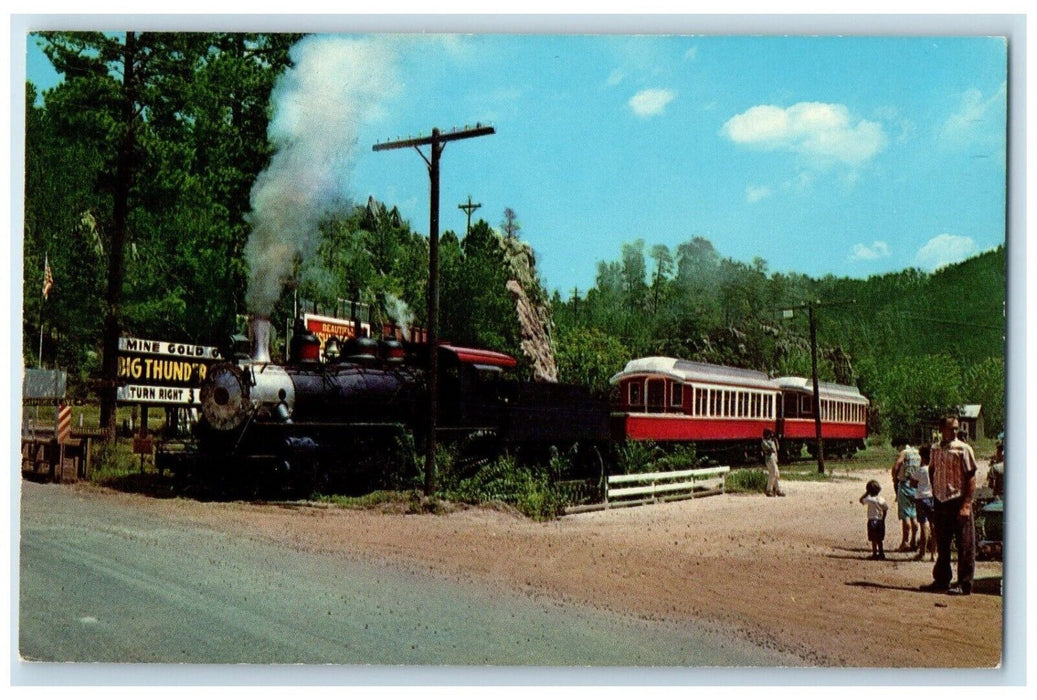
[859,479,889,560]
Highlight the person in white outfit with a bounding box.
[762,429,785,497]
[859,479,889,559]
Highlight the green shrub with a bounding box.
[613,440,710,475]
[447,453,564,520]
[654,444,705,472]
[89,439,141,481]
[615,440,663,474]
[725,467,769,493]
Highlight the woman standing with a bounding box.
[892,441,920,551]
[762,429,785,497]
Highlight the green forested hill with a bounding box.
[819,248,1005,368]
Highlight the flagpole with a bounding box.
[39,253,47,368]
[36,252,48,432]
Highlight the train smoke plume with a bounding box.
[244,35,399,316]
[384,292,415,339]
[249,316,272,363]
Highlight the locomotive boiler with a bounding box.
[192,316,426,494]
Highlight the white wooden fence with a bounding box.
[565,465,730,514]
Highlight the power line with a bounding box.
[897,315,1004,332]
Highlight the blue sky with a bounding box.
[24,30,1008,295]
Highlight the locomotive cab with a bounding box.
[432,344,515,435]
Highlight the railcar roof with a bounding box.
[773,376,869,403]
[441,344,518,369]
[610,357,777,390]
[611,357,870,403]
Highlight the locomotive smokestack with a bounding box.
[250,316,272,363]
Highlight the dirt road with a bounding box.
[17,480,799,668]
[18,464,1003,670]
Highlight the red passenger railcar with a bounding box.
[610,356,869,462]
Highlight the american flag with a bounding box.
[43,254,53,299]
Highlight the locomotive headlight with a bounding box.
[200,363,251,431]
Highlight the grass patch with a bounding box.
[73,430,995,518]
[728,445,897,493]
[778,444,899,482]
[89,439,151,481]
[312,490,421,510]
[780,467,848,483]
[22,402,168,434]
[724,467,768,493]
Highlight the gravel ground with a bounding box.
[18,461,1004,670]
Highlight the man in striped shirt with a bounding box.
[920,416,978,596]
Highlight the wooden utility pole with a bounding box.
[373,124,495,497]
[780,298,856,474]
[807,303,825,474]
[458,195,481,236]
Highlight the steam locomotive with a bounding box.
[188,317,611,495]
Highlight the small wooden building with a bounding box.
[958,404,985,441]
[916,404,985,445]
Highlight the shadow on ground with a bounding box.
[845,576,1002,597]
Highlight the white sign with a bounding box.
[118,336,222,360]
[117,384,201,405]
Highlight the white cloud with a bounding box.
[782,171,815,193]
[628,88,676,118]
[606,68,625,87]
[915,234,980,270]
[849,241,891,262]
[939,83,1007,145]
[721,102,888,167]
[683,46,698,61]
[745,184,773,203]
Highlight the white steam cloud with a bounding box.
[384,292,415,339]
[244,35,400,315]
